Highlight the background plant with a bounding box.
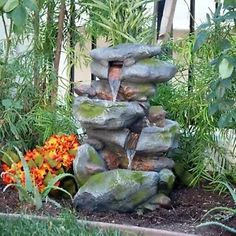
[1,146,76,209]
[1,134,79,196]
[151,1,236,189]
[79,0,156,45]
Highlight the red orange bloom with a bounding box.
[1,134,79,192]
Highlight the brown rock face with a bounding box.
[120,156,175,171]
[100,147,126,170]
[148,106,167,127]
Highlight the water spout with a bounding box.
[126,149,136,169]
[125,132,140,170]
[108,62,122,102]
[109,79,121,102]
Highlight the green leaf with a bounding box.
[34,154,43,168]
[33,186,43,209]
[14,146,34,193]
[10,5,27,28]
[0,0,7,8]
[2,99,13,109]
[219,58,234,79]
[208,103,218,115]
[218,113,232,128]
[42,173,75,198]
[193,31,208,52]
[22,0,37,11]
[215,85,226,99]
[3,0,19,12]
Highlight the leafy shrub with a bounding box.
[1,134,79,193]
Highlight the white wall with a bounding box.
[173,0,215,30]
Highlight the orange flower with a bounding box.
[1,134,80,192]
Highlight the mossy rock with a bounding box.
[73,169,159,212]
[73,97,145,130]
[73,144,106,186]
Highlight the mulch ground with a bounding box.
[0,177,235,235]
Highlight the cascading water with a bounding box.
[108,62,122,102]
[126,133,140,169]
[126,149,136,169]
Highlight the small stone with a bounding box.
[148,106,167,127]
[159,168,175,194]
[150,193,171,209]
[73,144,107,185]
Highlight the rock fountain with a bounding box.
[72,44,179,213]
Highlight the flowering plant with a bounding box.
[1,134,79,192]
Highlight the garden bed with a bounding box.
[0,177,235,236]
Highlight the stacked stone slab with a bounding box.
[73,44,179,213]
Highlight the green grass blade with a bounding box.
[14,146,34,193]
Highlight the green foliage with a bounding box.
[193,2,236,128]
[79,0,155,45]
[1,147,74,210]
[151,29,236,189]
[197,181,236,234]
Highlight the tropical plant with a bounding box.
[193,1,236,129]
[79,0,156,45]
[197,181,236,234]
[151,26,236,190]
[1,147,76,210]
[1,134,79,193]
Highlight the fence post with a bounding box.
[188,0,195,93]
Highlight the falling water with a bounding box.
[108,63,122,102]
[126,149,136,170]
[109,79,121,102]
[125,133,140,170]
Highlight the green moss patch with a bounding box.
[77,101,106,118]
[139,58,161,66]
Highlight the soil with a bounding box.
[0,177,235,236]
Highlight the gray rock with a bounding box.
[159,168,175,194]
[148,106,167,127]
[83,138,104,150]
[136,119,179,153]
[86,129,130,149]
[90,44,161,66]
[73,97,145,130]
[119,82,156,101]
[121,59,177,83]
[73,169,159,212]
[74,84,96,97]
[73,144,107,185]
[150,193,171,208]
[91,61,109,79]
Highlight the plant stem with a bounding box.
[2,14,12,65]
[33,9,40,90]
[52,0,66,106]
